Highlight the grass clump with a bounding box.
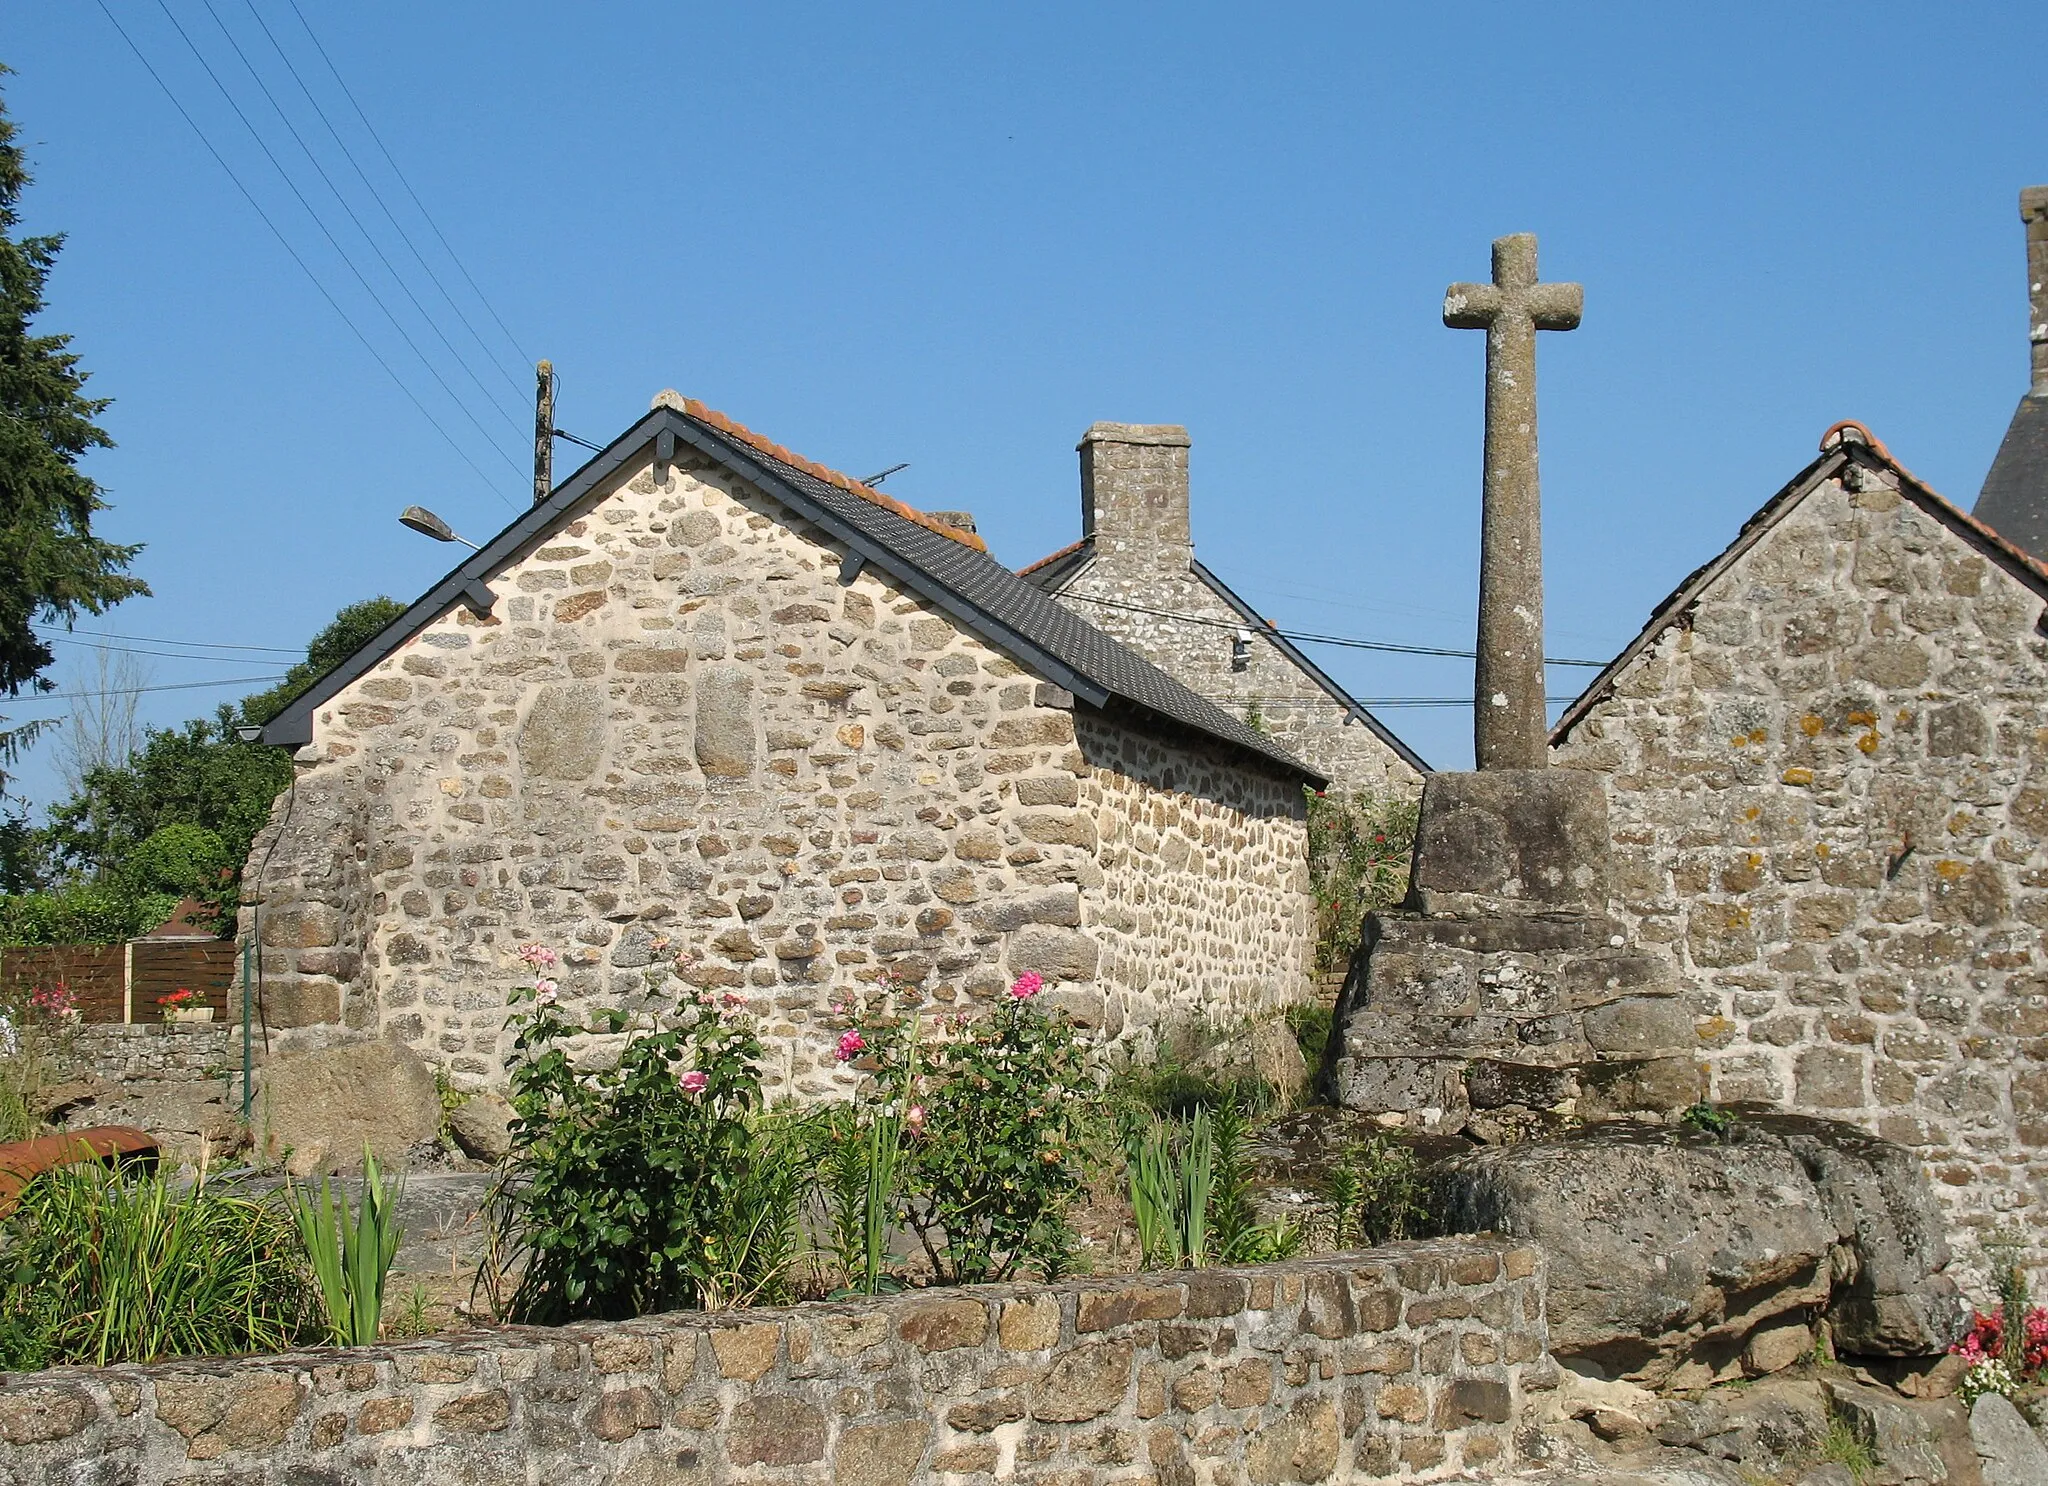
[0,1159,312,1368]
[1816,1416,1879,1482]
[1125,1097,1297,1269]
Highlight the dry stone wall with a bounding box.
[1551,461,2048,1285]
[239,443,1313,1095]
[0,1241,1554,1485]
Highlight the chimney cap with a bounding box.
[1077,422,1191,451]
[2022,185,2048,221]
[926,510,978,536]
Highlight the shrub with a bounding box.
[1323,1133,1431,1247]
[838,973,1097,1285]
[486,945,812,1323]
[119,823,230,900]
[1305,788,1418,975]
[0,1160,312,1368]
[0,883,178,947]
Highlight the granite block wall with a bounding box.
[0,1240,1553,1484]
[238,439,1314,1097]
[1552,457,2048,1285]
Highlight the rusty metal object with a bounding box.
[0,1126,159,1218]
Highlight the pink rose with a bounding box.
[533,980,558,1006]
[680,1070,708,1094]
[1008,972,1044,1000]
[905,1104,927,1135]
[517,943,559,970]
[836,1029,867,1061]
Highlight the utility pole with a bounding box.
[534,359,555,505]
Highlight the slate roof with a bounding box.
[1974,394,2048,563]
[1550,421,2048,744]
[261,398,1324,784]
[1016,534,1431,774]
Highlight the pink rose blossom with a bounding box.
[1008,972,1044,1000]
[905,1104,927,1135]
[836,1029,867,1061]
[533,980,558,1006]
[680,1070,708,1094]
[722,992,745,1009]
[517,943,559,970]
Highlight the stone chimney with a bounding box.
[2025,185,2048,395]
[1079,423,1192,569]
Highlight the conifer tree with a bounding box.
[0,69,147,781]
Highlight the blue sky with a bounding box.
[5,2,2045,803]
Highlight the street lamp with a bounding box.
[398,506,480,550]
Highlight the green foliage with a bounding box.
[0,881,176,945]
[40,708,292,892]
[488,954,813,1323]
[117,823,230,900]
[0,71,148,790]
[820,1027,918,1296]
[843,980,1099,1285]
[0,1161,311,1369]
[0,982,78,1141]
[1679,1101,1738,1139]
[289,1147,406,1346]
[1287,1004,1333,1073]
[1992,1237,2033,1374]
[1322,1133,1431,1247]
[1305,788,1419,975]
[240,596,407,726]
[1126,1097,1298,1270]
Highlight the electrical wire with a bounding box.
[1053,590,1610,667]
[3,676,287,704]
[94,2,511,505]
[33,625,301,656]
[151,0,526,490]
[285,0,532,371]
[201,0,527,434]
[40,635,296,667]
[238,0,531,408]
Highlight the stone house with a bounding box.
[1549,420,2048,1267]
[246,394,1324,1095]
[1020,423,1427,793]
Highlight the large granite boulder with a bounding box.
[1434,1114,1967,1386]
[253,1038,442,1174]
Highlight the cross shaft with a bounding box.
[1443,233,1582,771]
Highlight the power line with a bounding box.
[237,0,531,409]
[152,0,526,492]
[33,625,300,657]
[94,2,510,504]
[285,0,532,371]
[203,0,527,432]
[4,676,287,705]
[1054,591,1610,667]
[41,635,295,667]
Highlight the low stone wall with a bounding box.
[0,1240,1552,1484]
[48,1023,237,1165]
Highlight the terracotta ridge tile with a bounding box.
[678,398,989,554]
[1017,537,1089,577]
[1826,420,2048,586]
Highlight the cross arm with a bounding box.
[1443,282,1501,329]
[1527,281,1583,331]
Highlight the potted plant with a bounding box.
[158,988,213,1026]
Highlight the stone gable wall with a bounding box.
[1046,560,1424,795]
[1551,463,2048,1282]
[0,1241,1553,1485]
[240,446,1312,1092]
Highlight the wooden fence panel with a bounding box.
[0,947,126,1022]
[0,942,234,1023]
[130,943,236,1020]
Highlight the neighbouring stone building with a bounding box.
[244,395,1324,1098]
[1549,421,2048,1274]
[1020,423,1427,793]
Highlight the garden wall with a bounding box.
[0,1239,1553,1484]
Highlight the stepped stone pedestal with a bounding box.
[1324,769,1701,1136]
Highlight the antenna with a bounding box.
[861,462,910,487]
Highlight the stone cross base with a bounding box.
[1323,770,1701,1137]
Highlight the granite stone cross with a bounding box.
[1444,233,1582,771]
